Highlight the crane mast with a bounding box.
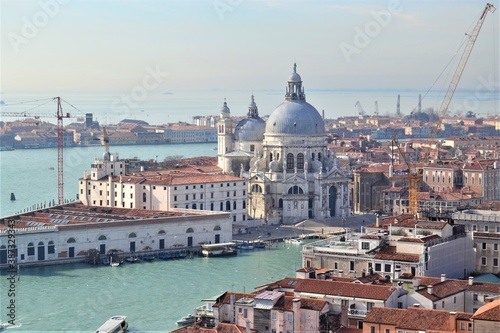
[430,3,496,140]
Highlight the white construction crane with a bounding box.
[430,2,496,139]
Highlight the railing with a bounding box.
[348,309,368,317]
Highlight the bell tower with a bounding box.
[217,99,233,168]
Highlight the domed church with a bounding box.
[217,65,351,224]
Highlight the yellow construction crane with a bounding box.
[394,3,495,217]
[102,127,110,154]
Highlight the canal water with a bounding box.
[0,242,306,332]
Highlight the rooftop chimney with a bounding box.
[338,270,343,277]
[449,311,457,332]
[427,285,433,295]
[441,274,446,282]
[468,276,474,286]
[413,303,420,308]
[376,215,380,227]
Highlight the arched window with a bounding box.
[288,186,304,194]
[243,200,246,209]
[98,235,107,241]
[186,228,194,233]
[287,153,294,170]
[220,202,224,211]
[48,241,55,254]
[28,242,35,256]
[38,241,44,246]
[128,233,137,238]
[214,225,221,231]
[297,153,304,170]
[200,203,204,210]
[226,201,231,211]
[192,203,197,209]
[251,185,262,193]
[158,230,166,236]
[67,238,76,243]
[233,201,237,210]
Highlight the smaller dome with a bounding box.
[103,152,111,161]
[288,72,302,82]
[234,117,266,142]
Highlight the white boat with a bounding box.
[95,315,128,333]
[111,261,120,267]
[176,313,196,326]
[284,238,303,245]
[200,242,237,257]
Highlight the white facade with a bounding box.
[0,206,232,267]
[79,156,251,226]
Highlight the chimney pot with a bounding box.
[427,285,433,295]
[468,276,474,286]
[441,274,446,282]
[413,303,420,308]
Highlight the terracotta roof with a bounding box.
[416,279,469,301]
[293,279,394,300]
[373,246,420,262]
[364,307,472,331]
[471,299,500,321]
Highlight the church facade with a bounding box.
[217,65,351,224]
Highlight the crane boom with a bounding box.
[431,2,496,139]
[0,97,72,205]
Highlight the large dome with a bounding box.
[265,101,325,136]
[235,117,266,142]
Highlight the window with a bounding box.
[186,194,189,200]
[461,323,466,330]
[370,326,375,333]
[297,153,304,169]
[472,224,477,231]
[243,309,248,318]
[468,323,472,331]
[397,302,403,309]
[494,243,498,251]
[48,241,55,254]
[350,261,355,271]
[481,257,487,266]
[334,262,338,269]
[142,193,146,202]
[250,144,255,152]
[493,258,498,267]
[362,242,370,250]
[193,194,196,200]
[27,242,35,256]
[286,153,294,170]
[484,225,489,232]
[473,294,478,301]
[211,193,214,199]
[482,242,487,250]
[385,329,390,333]
[367,302,374,311]
[375,263,381,271]
[174,195,177,202]
[385,264,391,272]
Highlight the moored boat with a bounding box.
[176,313,196,326]
[95,315,128,333]
[125,256,140,263]
[284,238,303,245]
[239,242,254,250]
[200,242,237,257]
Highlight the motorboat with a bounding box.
[284,238,303,245]
[142,255,155,262]
[239,242,254,250]
[95,315,128,333]
[125,256,140,263]
[200,242,237,257]
[176,314,196,326]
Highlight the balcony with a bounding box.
[348,308,368,317]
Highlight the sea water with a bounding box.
[0,143,305,332]
[0,242,306,332]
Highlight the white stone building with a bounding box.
[217,65,351,224]
[78,154,251,226]
[0,204,232,267]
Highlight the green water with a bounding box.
[0,243,306,332]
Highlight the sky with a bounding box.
[0,0,499,121]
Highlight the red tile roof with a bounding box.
[293,279,394,300]
[471,299,500,321]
